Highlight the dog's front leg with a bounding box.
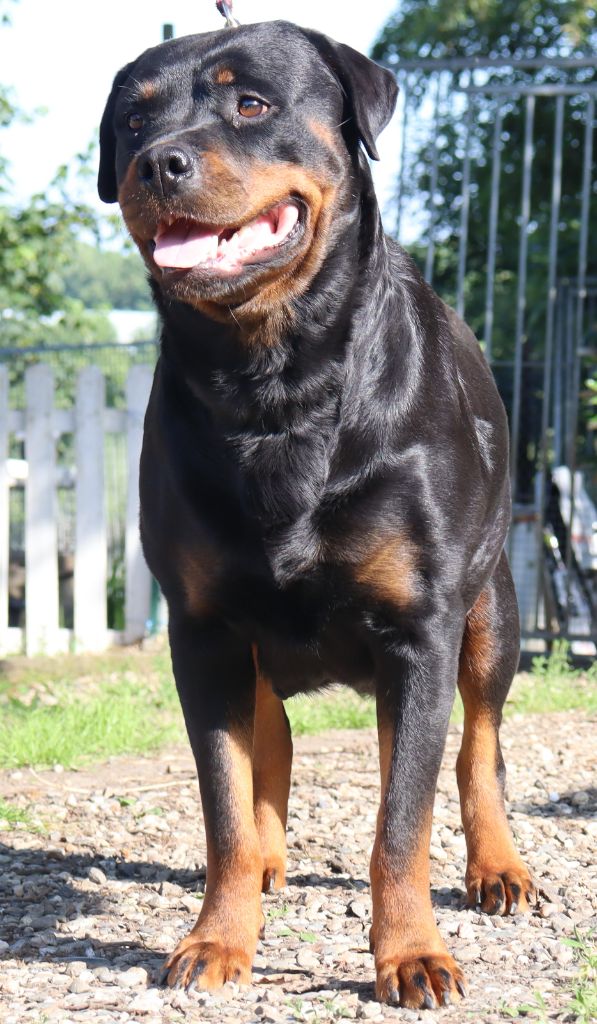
[161,616,263,991]
[370,610,466,1009]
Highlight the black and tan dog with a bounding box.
[98,20,535,1009]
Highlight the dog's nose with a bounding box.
[137,144,194,197]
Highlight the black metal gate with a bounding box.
[389,56,597,650]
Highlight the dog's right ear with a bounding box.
[98,62,135,204]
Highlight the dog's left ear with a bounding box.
[300,30,398,160]
[98,61,136,203]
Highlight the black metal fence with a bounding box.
[390,55,596,650]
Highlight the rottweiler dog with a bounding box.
[98,20,535,1009]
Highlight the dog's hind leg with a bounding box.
[252,650,293,892]
[457,551,536,915]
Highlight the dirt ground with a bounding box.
[0,710,595,1023]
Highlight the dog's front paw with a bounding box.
[376,952,466,1009]
[160,938,253,990]
[466,865,536,916]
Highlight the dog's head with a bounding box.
[98,21,397,324]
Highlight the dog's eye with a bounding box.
[238,97,268,118]
[127,113,144,132]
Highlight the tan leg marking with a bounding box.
[252,647,293,891]
[457,591,535,915]
[370,714,465,1008]
[162,722,263,990]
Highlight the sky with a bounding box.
[1,0,401,224]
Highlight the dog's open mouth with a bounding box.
[152,200,302,275]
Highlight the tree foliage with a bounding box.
[373,0,597,62]
[63,243,153,311]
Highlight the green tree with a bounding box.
[63,242,153,311]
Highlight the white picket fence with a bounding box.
[0,363,155,656]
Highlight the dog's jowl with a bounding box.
[98,20,535,1009]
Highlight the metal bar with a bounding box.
[463,84,597,97]
[509,95,535,502]
[562,287,575,631]
[456,97,473,318]
[564,97,594,631]
[394,77,410,240]
[424,75,442,285]
[553,285,564,466]
[483,106,503,362]
[575,96,594,349]
[534,94,565,630]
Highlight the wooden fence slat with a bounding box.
[8,407,127,436]
[0,367,9,655]
[74,367,108,652]
[124,365,153,643]
[25,364,60,655]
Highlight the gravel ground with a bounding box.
[0,709,595,1024]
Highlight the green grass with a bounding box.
[508,640,597,716]
[0,649,182,770]
[565,930,597,1024]
[286,687,376,734]
[0,638,594,770]
[0,798,38,831]
[499,930,596,1023]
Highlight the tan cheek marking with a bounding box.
[355,536,420,609]
[307,118,343,154]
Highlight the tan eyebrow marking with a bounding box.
[215,67,236,85]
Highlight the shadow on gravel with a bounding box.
[0,841,204,887]
[0,840,204,966]
[1,839,464,984]
[515,786,596,819]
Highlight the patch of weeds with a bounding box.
[499,991,549,1021]
[288,996,305,1019]
[505,640,597,716]
[320,996,351,1019]
[287,995,350,1023]
[298,930,318,943]
[266,902,290,919]
[531,638,576,680]
[0,798,43,834]
[564,929,597,1024]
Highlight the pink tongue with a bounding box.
[154,222,220,269]
[153,204,299,270]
